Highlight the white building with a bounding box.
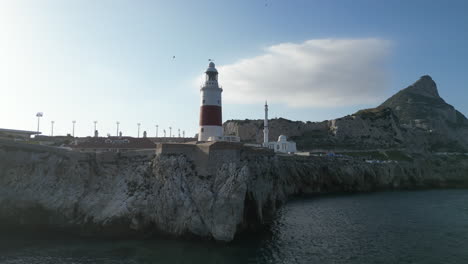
[262,102,297,153]
[264,135,297,153]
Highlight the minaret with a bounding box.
[198,62,223,141]
[263,101,269,146]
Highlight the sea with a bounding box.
[1,190,468,264]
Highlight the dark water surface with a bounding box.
[1,190,468,264]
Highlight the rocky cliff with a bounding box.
[1,140,467,242]
[379,75,468,151]
[224,76,468,152]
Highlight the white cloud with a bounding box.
[209,38,392,107]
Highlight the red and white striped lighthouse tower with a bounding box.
[198,62,223,141]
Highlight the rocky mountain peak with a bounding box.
[405,75,440,98]
[377,75,467,150]
[379,75,444,111]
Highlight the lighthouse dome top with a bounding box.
[206,62,218,73]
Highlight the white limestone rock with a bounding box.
[1,140,468,242]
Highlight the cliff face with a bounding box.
[1,140,468,242]
[223,118,314,144]
[224,76,468,152]
[0,141,250,241]
[224,110,414,151]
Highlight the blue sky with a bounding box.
[1,0,467,137]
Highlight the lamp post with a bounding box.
[72,120,76,137]
[116,122,120,137]
[155,125,159,137]
[137,123,141,138]
[51,121,55,136]
[93,121,98,137]
[163,129,166,137]
[178,129,180,138]
[36,112,43,133]
[169,127,172,137]
[183,130,185,138]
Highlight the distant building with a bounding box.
[262,102,297,153]
[0,128,41,141]
[70,137,156,152]
[264,135,297,153]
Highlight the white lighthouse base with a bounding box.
[198,126,223,141]
[208,135,240,142]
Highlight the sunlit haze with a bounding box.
[1,0,467,137]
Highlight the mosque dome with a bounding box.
[278,135,287,142]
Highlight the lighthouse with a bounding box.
[198,62,223,141]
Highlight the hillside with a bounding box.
[224,76,468,152]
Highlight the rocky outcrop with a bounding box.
[224,110,416,151]
[380,76,455,124]
[224,76,468,152]
[1,140,468,242]
[224,118,308,144]
[379,75,468,151]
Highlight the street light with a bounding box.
[183,130,185,138]
[51,121,55,136]
[178,129,180,138]
[169,127,172,137]
[72,120,76,137]
[36,112,43,133]
[137,123,141,138]
[155,125,159,137]
[116,121,120,137]
[163,129,166,137]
